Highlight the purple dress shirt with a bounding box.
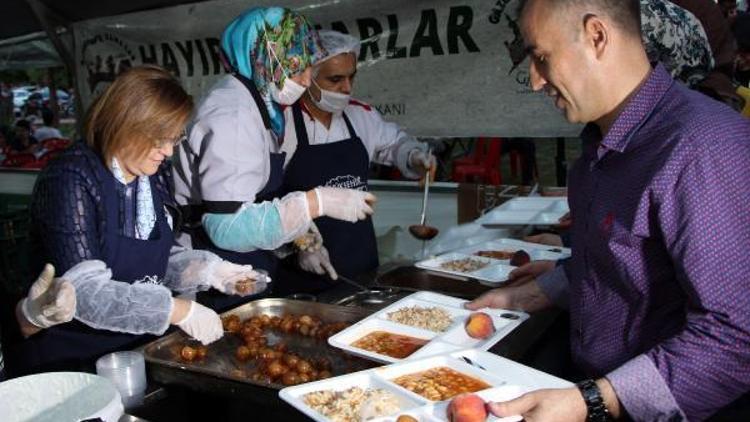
[538,65,750,420]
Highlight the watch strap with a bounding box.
[576,379,611,422]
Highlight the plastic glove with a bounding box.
[21,264,76,328]
[206,260,270,296]
[202,192,312,252]
[298,246,338,280]
[409,149,437,183]
[175,301,223,345]
[314,187,376,223]
[64,260,174,335]
[165,247,270,296]
[293,221,323,252]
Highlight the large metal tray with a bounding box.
[143,299,377,393]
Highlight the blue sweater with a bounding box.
[30,142,176,274]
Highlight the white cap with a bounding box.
[316,30,360,64]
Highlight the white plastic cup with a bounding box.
[95,351,146,409]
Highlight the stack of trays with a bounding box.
[478,197,569,226]
[279,350,572,421]
[328,292,528,364]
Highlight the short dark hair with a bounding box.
[15,119,31,131]
[520,0,641,38]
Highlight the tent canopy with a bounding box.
[1,0,204,70]
[1,0,202,42]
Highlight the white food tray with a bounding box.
[454,238,571,262]
[414,252,515,284]
[328,291,528,364]
[478,197,568,226]
[279,349,572,422]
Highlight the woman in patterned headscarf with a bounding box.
[221,6,322,140]
[173,7,376,312]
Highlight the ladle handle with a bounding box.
[419,147,432,226]
[337,275,370,292]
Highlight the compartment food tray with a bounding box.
[279,349,571,422]
[414,252,515,285]
[328,291,528,364]
[453,238,571,262]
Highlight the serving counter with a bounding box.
[126,261,563,422]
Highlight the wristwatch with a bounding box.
[576,379,611,422]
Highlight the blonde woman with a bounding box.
[8,66,267,376]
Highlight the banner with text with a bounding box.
[72,0,580,137]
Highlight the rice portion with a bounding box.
[387,306,453,332]
[303,387,401,422]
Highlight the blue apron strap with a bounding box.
[192,86,286,312]
[7,155,173,377]
[232,73,272,131]
[292,103,311,147]
[341,112,357,139]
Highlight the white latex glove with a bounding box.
[175,300,223,345]
[21,264,77,328]
[207,260,271,296]
[409,149,437,173]
[298,246,338,280]
[293,221,323,252]
[314,187,376,223]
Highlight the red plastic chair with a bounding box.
[41,138,71,151]
[452,141,481,168]
[33,150,64,168]
[452,138,503,185]
[2,153,37,168]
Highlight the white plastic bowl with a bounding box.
[0,372,124,422]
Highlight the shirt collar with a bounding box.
[111,158,139,187]
[591,64,674,154]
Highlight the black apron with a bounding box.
[190,74,285,312]
[277,103,378,294]
[8,156,173,376]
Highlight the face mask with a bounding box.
[309,78,350,114]
[270,77,306,105]
[266,39,307,105]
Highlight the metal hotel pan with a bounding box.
[375,265,494,298]
[143,299,376,397]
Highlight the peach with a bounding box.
[509,250,531,267]
[447,393,488,422]
[465,312,496,339]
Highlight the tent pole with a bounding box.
[47,67,59,126]
[25,0,83,134]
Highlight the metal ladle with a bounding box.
[409,151,439,257]
[336,274,370,293]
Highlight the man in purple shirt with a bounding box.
[466,0,750,420]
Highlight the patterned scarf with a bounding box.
[221,7,325,141]
[111,158,156,240]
